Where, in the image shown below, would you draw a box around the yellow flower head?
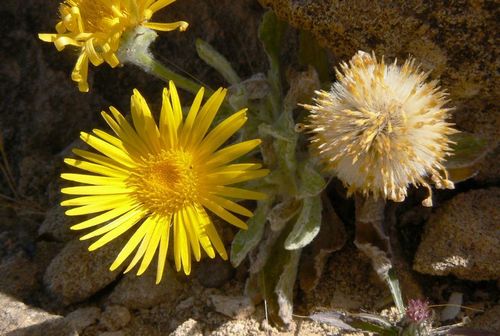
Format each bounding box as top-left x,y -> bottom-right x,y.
39,0 -> 188,92
61,81 -> 268,283
304,51 -> 457,206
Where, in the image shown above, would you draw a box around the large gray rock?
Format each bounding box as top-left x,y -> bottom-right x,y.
108,262 -> 184,309
414,188 -> 500,280
44,238 -> 126,305
0,293 -> 73,336
38,205 -> 77,242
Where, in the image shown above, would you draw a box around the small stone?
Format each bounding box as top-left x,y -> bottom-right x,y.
0,292 -> 66,335
64,307 -> 101,333
98,331 -> 125,336
195,257 -> 235,288
170,318 -> 203,336
176,297 -> 194,311
100,305 -> 131,331
38,205 -> 76,242
108,262 -> 183,309
210,295 -> 255,319
44,238 -> 127,305
414,188 -> 500,280
0,252 -> 38,299
470,305 -> 500,332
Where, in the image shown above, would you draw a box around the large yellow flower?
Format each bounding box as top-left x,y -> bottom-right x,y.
61,81 -> 268,283
39,0 -> 188,92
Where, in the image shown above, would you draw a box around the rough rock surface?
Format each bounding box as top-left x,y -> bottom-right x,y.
99,305 -> 131,331
44,238 -> 127,305
38,205 -> 77,242
0,293 -> 67,335
64,307 -> 101,334
210,295 -> 255,319
108,263 -> 184,309
414,188 -> 500,280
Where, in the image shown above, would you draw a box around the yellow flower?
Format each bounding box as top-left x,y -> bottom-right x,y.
39,0 -> 188,92
61,81 -> 268,283
304,51 -> 457,206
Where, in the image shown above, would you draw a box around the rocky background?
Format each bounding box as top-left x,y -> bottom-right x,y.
0,0 -> 498,335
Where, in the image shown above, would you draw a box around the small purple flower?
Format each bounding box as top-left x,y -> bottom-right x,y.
406,299 -> 431,323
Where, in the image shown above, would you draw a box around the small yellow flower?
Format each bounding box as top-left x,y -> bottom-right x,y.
61,81 -> 268,283
39,0 -> 188,92
304,51 -> 457,206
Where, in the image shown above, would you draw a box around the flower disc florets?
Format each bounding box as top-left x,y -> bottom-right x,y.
39,0 -> 188,92
304,51 -> 457,206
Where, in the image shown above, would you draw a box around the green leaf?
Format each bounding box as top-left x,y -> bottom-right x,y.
445,132 -> 490,183
387,269 -> 405,317
285,195 -> 322,250
195,38 -> 241,85
446,132 -> 489,168
258,11 -> 286,116
230,200 -> 271,267
267,197 -> 301,231
275,249 -> 301,325
258,123 -> 293,142
297,160 -> 326,199
298,30 -> 330,83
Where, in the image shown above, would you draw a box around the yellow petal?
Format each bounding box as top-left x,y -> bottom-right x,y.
72,148 -> 130,173
188,205 -> 215,258
80,132 -> 136,168
205,139 -> 261,168
137,215 -> 166,275
64,158 -> 128,177
204,194 -> 253,217
180,207 -> 201,261
124,216 -> 156,273
206,169 -> 270,186
211,186 -> 267,200
200,197 -> 248,229
180,87 -> 204,147
70,203 -> 135,230
198,109 -> 247,158
82,207 -> 142,240
156,215 -> 171,284
205,220 -> 227,260
61,185 -> 131,195
143,21 -> 189,32
88,209 -> 144,251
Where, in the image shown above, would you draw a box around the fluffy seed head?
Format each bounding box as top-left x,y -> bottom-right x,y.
304,51 -> 457,206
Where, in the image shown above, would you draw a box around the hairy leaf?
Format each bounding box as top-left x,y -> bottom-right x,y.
285,195 -> 322,250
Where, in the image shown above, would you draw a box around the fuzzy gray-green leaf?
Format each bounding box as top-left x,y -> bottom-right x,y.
230,200 -> 271,267
297,160 -> 326,199
195,38 -> 241,85
285,195 -> 322,250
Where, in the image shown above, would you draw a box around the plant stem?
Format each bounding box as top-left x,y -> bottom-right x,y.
134,51 -> 214,97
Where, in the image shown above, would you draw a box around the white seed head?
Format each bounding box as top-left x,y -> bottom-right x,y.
304,51 -> 457,206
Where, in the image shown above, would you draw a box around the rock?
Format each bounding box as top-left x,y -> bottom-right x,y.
414,188 -> 500,280
38,205 -> 76,242
100,305 -> 131,331
108,262 -> 183,309
470,305 -> 500,332
44,238 -> 126,305
169,318 -> 203,336
98,331 -> 126,336
64,307 -> 101,333
194,257 -> 235,288
210,295 -> 255,319
0,292 -> 74,336
0,252 -> 38,299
